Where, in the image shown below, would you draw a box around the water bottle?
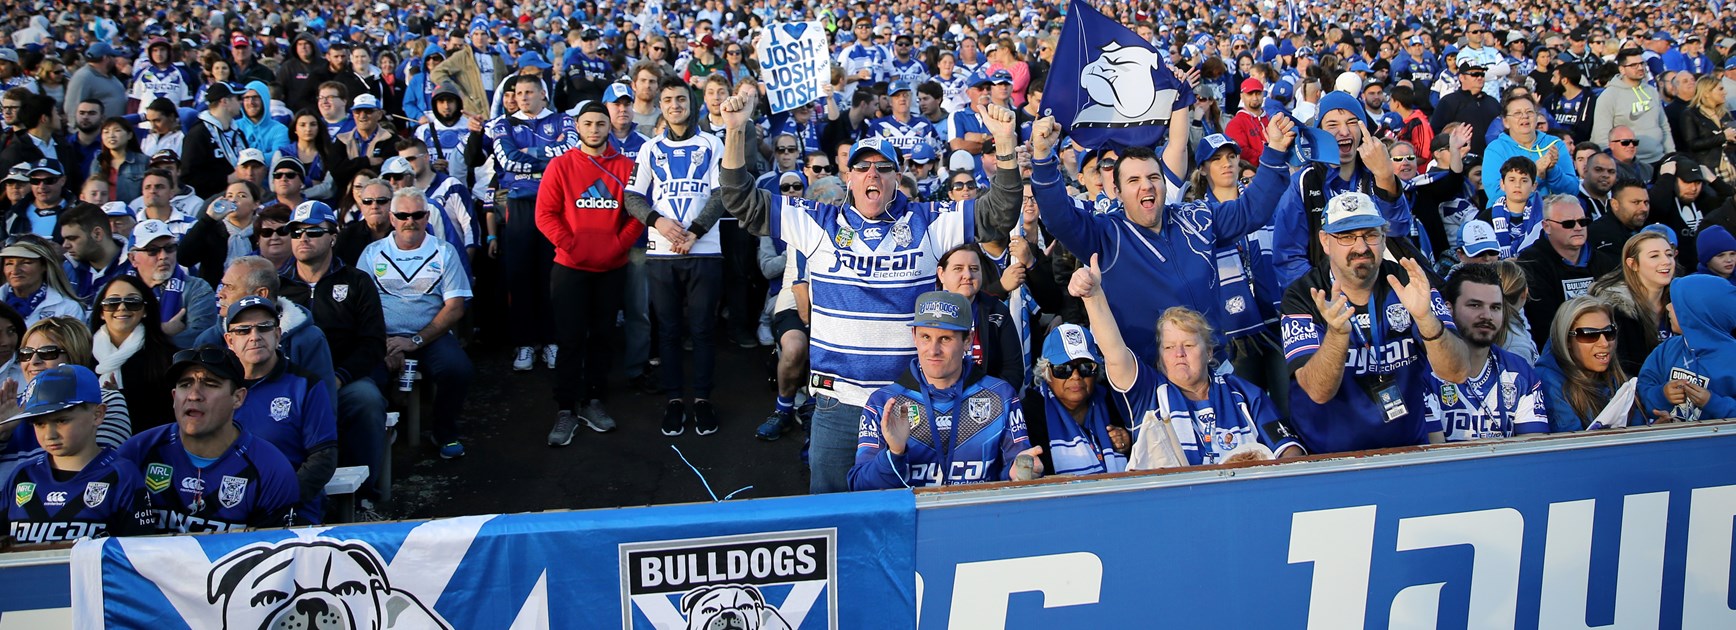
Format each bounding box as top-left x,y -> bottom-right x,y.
399,359 -> 419,392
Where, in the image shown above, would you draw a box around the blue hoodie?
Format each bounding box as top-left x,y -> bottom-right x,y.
1638,276 -> 1736,422
234,81 -> 291,157
403,45 -> 446,123
1480,132 -> 1579,202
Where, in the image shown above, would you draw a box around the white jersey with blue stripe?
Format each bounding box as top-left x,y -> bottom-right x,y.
1424,347 -> 1550,441
866,115 -> 941,158
629,132 -> 723,257
770,194 -> 974,407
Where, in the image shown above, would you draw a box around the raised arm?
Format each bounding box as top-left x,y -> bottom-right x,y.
1070,254 -> 1137,391
1160,103 -> 1193,177
971,104 -> 1024,244
717,85 -> 777,236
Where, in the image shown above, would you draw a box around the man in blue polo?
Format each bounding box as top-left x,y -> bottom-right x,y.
224,295 -> 337,524
1280,192 -> 1472,454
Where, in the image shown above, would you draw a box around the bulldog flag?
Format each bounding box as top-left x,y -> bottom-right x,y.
1042,0 -> 1195,150
756,21 -> 832,114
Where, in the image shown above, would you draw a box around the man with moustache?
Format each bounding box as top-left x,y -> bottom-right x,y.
1423,263 -> 1551,442
1281,192 -> 1472,454
1519,195 -> 1618,346
1588,179 -> 1653,256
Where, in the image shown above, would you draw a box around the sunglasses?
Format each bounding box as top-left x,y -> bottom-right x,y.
1392,155 -> 1419,163
290,227 -> 331,239
1613,139 -> 1639,146
173,346 -> 235,369
1571,325 -> 1618,343
779,183 -> 804,192
1550,218 -> 1592,228
394,211 -> 431,221
849,162 -> 897,174
361,196 -> 391,206
949,181 -> 978,190
1463,71 -> 1487,78
806,164 -> 835,174
776,146 -> 800,154
133,243 -> 177,256
227,320 -> 279,335
1050,361 -> 1100,379
99,296 -> 146,311
17,345 -> 63,362
28,177 -> 57,185
257,226 -> 293,238
272,171 -> 300,180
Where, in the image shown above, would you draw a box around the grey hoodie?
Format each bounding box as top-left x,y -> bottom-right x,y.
1593,76 -> 1676,164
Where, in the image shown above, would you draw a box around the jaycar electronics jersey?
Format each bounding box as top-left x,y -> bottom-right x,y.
849,365 -> 1029,488
1424,347 -> 1550,441
629,132 -> 723,257
115,424 -> 298,534
130,62 -> 197,107
5,448 -> 153,546
865,114 -> 941,158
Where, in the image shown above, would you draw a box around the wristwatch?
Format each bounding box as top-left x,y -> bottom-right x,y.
410,334 -> 425,348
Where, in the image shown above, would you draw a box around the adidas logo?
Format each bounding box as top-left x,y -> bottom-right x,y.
573,180 -> 620,209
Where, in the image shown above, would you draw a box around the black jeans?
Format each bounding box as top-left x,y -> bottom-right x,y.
719,220 -> 765,340
503,197 -> 554,347
647,257 -> 722,398
551,263 -> 625,409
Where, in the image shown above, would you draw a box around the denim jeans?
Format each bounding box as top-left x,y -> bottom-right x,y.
808,394 -> 861,494
336,379 -> 387,500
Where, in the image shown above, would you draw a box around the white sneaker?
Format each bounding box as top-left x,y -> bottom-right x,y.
513,346 -> 534,371
756,323 -> 774,346
542,345 -> 558,369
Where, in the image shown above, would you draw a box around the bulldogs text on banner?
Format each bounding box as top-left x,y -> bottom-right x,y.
755,22 -> 832,114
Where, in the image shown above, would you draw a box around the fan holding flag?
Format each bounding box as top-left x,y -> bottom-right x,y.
1042,0 -> 1196,152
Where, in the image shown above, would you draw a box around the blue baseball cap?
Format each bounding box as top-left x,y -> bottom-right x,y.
9,365 -> 102,424
1642,223 -> 1678,247
289,200 -> 337,227
1042,324 -> 1103,368
517,51 -> 552,69
888,79 -> 914,95
847,137 -> 902,167
1724,58 -> 1736,71
602,82 -> 633,103
909,291 -> 972,331
1459,220 -> 1500,256
909,142 -> 937,164
968,69 -> 993,88
224,295 -> 279,327
1195,133 -> 1240,167
988,69 -> 1014,84
84,41 -> 119,60
1350,60 -> 1371,73
1322,192 -> 1386,233
1271,79 -> 1295,103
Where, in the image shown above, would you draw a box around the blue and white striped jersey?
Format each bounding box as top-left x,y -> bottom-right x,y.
629,132 -> 723,258
865,115 -> 941,158
1424,348 -> 1550,441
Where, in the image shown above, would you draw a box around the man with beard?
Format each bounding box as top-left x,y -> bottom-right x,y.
1519,195 -> 1616,346
1275,93 -> 1411,287
67,100 -> 103,169
1424,263 -> 1550,442
1543,65 -> 1594,143
63,42 -> 126,120
1589,179 -> 1652,256
1577,152 -> 1618,220
127,219 -> 217,348
235,83 -> 289,157
537,102 -> 641,445
413,84 -> 476,189
1281,192 -> 1472,454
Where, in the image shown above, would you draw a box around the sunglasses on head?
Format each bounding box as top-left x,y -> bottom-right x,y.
173,346 -> 234,366
133,243 -> 177,256
1572,325 -> 1618,343
17,345 -> 62,361
394,210 -> 431,221
290,227 -> 331,239
1550,218 -> 1592,228
1050,361 -> 1100,379
227,320 -> 279,335
849,162 -> 897,174
100,295 -> 146,311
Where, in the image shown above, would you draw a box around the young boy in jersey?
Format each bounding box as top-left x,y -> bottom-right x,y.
1485,157 -> 1543,257
117,345 -> 299,534
4,365 -> 153,548
1424,264 -> 1549,441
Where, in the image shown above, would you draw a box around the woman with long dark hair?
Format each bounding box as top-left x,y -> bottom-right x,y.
282,109 -> 337,200
89,275 -> 175,432
91,117 -> 148,202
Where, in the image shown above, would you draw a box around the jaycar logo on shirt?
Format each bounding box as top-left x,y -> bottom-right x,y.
620,528 -> 838,629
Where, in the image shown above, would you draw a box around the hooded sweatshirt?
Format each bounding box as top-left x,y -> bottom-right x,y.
1694,224 -> 1736,285
235,81 -> 291,157
1639,275 -> 1736,422
1592,75 -> 1675,164
403,45 -> 447,123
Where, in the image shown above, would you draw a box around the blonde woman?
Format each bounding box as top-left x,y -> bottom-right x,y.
1680,75 -> 1736,180
0,236 -> 88,325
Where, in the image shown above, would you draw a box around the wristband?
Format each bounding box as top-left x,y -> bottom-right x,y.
1419,322 -> 1445,342
995,152 -> 1016,162
487,235 -> 497,243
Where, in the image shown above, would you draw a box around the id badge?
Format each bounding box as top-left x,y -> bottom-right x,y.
1376,385 -> 1408,423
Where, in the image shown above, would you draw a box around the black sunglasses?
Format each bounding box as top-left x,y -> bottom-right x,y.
779,183 -> 804,192
1613,139 -> 1639,146
172,346 -> 234,365
1571,325 -> 1618,343
1549,218 -> 1592,228
272,171 -> 299,180
256,226 -> 293,238
361,196 -> 391,206
776,146 -> 800,154
99,296 -> 146,311
290,227 -> 332,239
806,164 -> 835,173
1050,361 -> 1100,379
132,243 -> 177,256
17,345 -> 63,362
1463,71 -> 1487,78
949,180 -> 978,190
394,211 -> 431,221
227,320 -> 279,335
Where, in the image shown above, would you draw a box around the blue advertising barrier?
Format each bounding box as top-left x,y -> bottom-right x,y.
3,423 -> 1734,628
911,423 -> 1736,629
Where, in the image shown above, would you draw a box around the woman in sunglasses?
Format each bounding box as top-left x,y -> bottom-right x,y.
0,316 -> 134,460
90,275 -> 175,433
1536,296 -> 1642,432
251,204 -> 295,269
1072,260 -> 1299,467
1590,231 -> 1677,376
1021,323 -> 1129,476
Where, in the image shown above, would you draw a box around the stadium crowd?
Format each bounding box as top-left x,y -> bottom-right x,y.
7,0 -> 1736,544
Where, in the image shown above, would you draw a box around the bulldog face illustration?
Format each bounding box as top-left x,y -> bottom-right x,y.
1081,42 -> 1164,119
679,585 -> 794,630
207,539 -> 451,630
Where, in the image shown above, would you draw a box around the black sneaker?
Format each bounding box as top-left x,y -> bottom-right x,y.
661,400 -> 686,436
693,400 -> 720,435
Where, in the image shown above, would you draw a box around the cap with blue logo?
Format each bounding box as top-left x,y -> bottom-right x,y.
225,295 -> 279,327
968,69 -> 993,88
602,82 -> 633,103
130,219 -> 178,249
1322,192 -> 1386,234
7,365 -> 102,424
908,142 -> 937,164
1042,324 -> 1104,368
988,69 -> 1014,85
289,200 -> 337,227
888,79 -> 914,95
1195,134 -> 1240,167
1459,220 -> 1500,257
910,291 -> 973,331
350,93 -> 381,111
847,137 -> 903,167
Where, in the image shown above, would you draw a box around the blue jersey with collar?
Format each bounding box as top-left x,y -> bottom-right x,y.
236,355 -> 337,523
116,424 -> 299,534
890,57 -> 929,84
609,126 -> 650,161
5,448 -> 154,546
1272,164 -> 1414,288
1392,52 -> 1438,92
485,108 -> 578,199
866,114 -> 941,157
1424,347 -> 1550,441
1030,146 -> 1290,367
848,364 -> 1029,489
1280,262 -> 1458,453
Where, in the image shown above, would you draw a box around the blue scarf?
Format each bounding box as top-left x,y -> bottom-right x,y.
4,286 -> 47,319
137,265 -> 188,321
1040,383 -> 1125,475
1152,372 -> 1255,466
1486,194 -> 1544,257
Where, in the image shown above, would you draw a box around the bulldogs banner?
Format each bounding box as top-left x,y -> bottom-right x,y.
69,491 -> 914,629
1041,0 -> 1195,150
755,21 -> 831,114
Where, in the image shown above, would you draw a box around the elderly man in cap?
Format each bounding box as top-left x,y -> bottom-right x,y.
223,295 -> 336,524
848,290 -> 1037,489
117,344 -> 299,533
128,219 -> 217,347
103,200 -> 136,240
1282,192 -> 1472,454
337,94 -> 395,173
2,364 -> 155,546
181,81 -> 246,197
229,33 -> 276,85
233,148 -> 270,190
278,200 -> 388,514
64,42 -> 126,120
1430,57 -> 1501,156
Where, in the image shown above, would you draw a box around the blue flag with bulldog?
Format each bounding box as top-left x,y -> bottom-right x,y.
1041,0 -> 1196,150
69,492 -> 913,629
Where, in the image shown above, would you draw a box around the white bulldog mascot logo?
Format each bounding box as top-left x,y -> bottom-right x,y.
207,539 -> 452,629
678,584 -> 793,630
1076,41 -> 1179,126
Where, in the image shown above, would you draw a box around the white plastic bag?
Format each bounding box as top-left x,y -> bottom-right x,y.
1127,385 -> 1189,471
1587,378 -> 1639,430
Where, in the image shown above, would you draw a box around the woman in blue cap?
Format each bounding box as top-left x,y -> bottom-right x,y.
1022,323 -> 1130,476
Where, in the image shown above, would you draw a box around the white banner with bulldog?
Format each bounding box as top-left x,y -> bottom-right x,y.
68,492 -> 914,629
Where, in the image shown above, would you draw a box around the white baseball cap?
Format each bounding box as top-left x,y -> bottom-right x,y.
236,148 -> 266,166
130,219 -> 178,249
1459,220 -> 1500,257
1322,192 -> 1386,234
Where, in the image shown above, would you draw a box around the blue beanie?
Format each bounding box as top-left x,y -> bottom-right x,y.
1315,91 -> 1368,128
1697,225 -> 1736,267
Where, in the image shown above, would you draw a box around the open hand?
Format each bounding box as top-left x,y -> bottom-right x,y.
1386,258 -> 1441,326
1310,283 -> 1353,335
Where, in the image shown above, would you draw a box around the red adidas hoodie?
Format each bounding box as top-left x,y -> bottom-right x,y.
535,144 -> 644,272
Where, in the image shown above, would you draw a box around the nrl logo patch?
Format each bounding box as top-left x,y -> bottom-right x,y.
145,463 -> 172,493
14,482 -> 33,506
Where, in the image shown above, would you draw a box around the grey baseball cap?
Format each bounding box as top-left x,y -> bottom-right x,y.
909,291 -> 972,332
